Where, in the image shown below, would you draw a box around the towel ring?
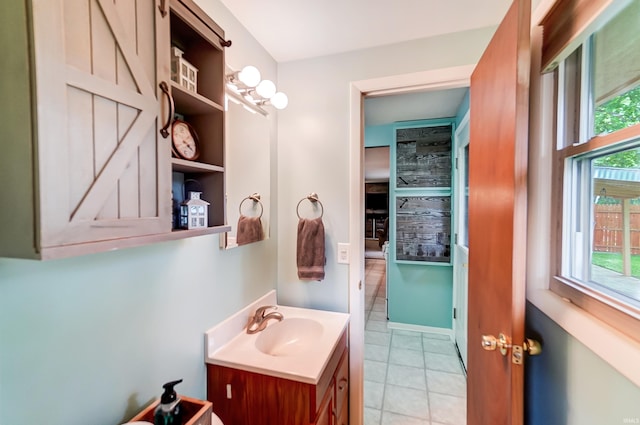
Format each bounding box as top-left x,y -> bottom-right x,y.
239,193 -> 263,218
296,192 -> 324,219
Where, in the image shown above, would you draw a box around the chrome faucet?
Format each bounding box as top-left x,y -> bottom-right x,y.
246,305 -> 284,334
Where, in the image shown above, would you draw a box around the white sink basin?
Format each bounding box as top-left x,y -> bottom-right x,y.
205,291 -> 350,384
255,318 -> 323,356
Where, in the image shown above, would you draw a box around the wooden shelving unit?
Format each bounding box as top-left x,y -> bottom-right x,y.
168,0 -> 227,234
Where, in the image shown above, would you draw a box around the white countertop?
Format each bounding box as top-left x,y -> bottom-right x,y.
205,291 -> 350,384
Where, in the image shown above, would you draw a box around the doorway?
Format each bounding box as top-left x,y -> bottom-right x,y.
359,85 -> 471,424
364,147 -> 390,261
348,65 -> 476,425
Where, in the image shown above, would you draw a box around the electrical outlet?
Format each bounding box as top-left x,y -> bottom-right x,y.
337,243 -> 350,264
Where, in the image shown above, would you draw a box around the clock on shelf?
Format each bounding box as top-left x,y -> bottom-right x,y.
171,119 -> 200,161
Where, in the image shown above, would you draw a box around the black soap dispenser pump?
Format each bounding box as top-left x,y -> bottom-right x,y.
154,379 -> 183,425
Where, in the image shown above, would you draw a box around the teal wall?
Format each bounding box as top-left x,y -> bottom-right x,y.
387,263 -> 453,328
365,119 -> 456,329
525,303 -> 640,424
0,238 -> 277,425
364,124 -> 394,148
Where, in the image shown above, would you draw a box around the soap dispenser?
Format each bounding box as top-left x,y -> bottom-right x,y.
154,379 -> 183,425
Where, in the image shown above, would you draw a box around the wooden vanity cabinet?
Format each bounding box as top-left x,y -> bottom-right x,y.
0,0 -> 228,260
207,331 -> 349,425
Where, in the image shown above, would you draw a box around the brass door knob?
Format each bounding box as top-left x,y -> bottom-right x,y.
481,333 -> 511,355
524,338 -> 542,356
482,333 -> 542,363
481,335 -> 497,351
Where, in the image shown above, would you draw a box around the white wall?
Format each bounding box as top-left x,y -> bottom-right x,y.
275,27 -> 497,311
0,2 -> 278,424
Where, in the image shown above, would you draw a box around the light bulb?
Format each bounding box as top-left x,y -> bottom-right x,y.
238,65 -> 261,87
270,92 -> 288,110
255,80 -> 276,99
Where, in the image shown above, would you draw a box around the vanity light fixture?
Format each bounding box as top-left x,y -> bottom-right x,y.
259,91 -> 288,110
225,65 -> 288,114
227,65 -> 261,89
242,104 -> 258,114
255,80 -> 276,99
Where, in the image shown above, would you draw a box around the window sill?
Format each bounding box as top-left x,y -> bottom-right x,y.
527,287 -> 640,387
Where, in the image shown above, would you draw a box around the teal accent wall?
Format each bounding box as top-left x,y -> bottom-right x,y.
387,263 -> 453,327
364,124 -> 393,147
364,119 -> 456,329
368,118 -> 456,329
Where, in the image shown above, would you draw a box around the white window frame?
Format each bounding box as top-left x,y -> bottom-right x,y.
527,0 -> 640,388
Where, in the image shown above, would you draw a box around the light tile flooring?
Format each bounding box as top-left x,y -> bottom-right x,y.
364,258 -> 467,425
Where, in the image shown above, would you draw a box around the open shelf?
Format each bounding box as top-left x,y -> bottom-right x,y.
171,81 -> 223,115
169,0 -> 226,233
172,158 -> 224,173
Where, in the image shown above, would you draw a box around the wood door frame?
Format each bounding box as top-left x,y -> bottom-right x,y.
348,65 -> 475,425
453,110 -> 471,370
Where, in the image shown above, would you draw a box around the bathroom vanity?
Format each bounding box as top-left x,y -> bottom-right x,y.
204,291 -> 350,425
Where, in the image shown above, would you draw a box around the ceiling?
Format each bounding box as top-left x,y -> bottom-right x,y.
364,87 -> 468,126
218,0 -> 513,62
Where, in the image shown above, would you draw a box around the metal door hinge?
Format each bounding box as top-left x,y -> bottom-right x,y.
453,308 -> 457,319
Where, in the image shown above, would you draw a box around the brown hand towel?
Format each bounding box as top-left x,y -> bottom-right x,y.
236,215 -> 264,245
296,217 -> 325,281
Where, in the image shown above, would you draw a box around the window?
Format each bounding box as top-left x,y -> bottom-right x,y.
553,0 -> 640,340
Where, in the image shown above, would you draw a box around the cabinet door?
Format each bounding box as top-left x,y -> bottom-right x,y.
333,352 -> 349,420
31,0 -> 171,249
315,388 -> 333,425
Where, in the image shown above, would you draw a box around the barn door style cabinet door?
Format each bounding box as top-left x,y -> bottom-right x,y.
0,0 -> 229,259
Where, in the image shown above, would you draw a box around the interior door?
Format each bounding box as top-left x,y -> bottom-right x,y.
467,0 -> 531,424
454,115 -> 470,370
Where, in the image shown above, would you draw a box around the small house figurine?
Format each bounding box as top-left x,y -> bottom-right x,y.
171,46 -> 198,93
180,192 -> 209,230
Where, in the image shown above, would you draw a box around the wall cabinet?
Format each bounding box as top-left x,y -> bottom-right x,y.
1,0 -> 229,259
206,331 -> 348,425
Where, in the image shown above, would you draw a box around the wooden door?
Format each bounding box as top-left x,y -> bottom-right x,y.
30,0 -> 171,250
467,0 -> 531,424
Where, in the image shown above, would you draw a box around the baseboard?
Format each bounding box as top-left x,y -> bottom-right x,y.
387,321 -> 453,339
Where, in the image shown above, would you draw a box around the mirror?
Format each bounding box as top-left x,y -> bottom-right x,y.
222,94 -> 271,248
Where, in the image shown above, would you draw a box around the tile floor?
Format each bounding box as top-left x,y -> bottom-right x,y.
364,258 -> 467,425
